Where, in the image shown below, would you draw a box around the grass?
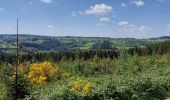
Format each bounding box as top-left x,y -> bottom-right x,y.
79,41 -> 95,49
0,44 -> 16,48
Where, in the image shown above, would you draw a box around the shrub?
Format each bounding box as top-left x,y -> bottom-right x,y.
132,78 -> 167,100
70,77 -> 92,94
27,61 -> 59,84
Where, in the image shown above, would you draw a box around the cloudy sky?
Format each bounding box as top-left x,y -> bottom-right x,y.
0,0 -> 170,38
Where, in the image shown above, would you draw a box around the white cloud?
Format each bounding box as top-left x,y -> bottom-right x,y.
118,21 -> 129,26
156,0 -> 166,3
120,3 -> 127,7
0,8 -> 5,12
96,23 -> 107,26
40,0 -> 53,4
139,26 -> 150,31
48,25 -> 56,29
129,24 -> 136,27
99,17 -> 111,23
71,11 -> 83,16
71,11 -> 77,16
97,17 -> 111,26
131,0 -> 145,6
78,11 -> 83,14
84,3 -> 112,15
118,21 -> 152,34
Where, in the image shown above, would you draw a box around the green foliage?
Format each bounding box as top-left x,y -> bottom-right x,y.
0,83 -> 6,100
91,40 -> 114,50
132,78 -> 167,100
7,76 -> 31,100
0,63 -> 31,100
1,52 -> 170,100
129,40 -> 170,55
1,40 -> 170,99
0,34 -> 165,52
24,75 -> 169,100
59,57 -> 116,76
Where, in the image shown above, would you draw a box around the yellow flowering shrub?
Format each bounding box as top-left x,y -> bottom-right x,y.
27,61 -> 59,84
82,83 -> 91,94
70,77 -> 91,94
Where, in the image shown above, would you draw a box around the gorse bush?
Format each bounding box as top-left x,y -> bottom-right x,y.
70,77 -> 92,94
27,61 -> 59,84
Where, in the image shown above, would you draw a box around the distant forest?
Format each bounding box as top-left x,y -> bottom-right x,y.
1,40 -> 170,63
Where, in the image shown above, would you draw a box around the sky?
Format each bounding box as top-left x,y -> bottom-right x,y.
0,0 -> 170,38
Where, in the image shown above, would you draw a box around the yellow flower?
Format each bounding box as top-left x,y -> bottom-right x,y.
76,77 -> 84,83
70,77 -> 92,94
39,76 -> 47,82
27,61 -> 59,85
82,84 -> 91,94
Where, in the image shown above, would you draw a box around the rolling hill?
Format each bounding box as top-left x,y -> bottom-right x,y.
0,34 -> 169,52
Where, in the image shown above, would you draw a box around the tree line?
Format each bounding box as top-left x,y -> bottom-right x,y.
128,40 -> 170,55
1,40 -> 170,63
0,50 -> 118,63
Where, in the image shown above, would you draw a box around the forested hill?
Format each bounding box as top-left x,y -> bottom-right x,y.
128,40 -> 170,56
0,34 -> 169,52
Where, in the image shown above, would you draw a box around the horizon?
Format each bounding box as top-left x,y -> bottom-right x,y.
0,0 -> 170,38
1,33 -> 170,39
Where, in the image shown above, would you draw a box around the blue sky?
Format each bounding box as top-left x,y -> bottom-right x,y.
0,0 -> 170,38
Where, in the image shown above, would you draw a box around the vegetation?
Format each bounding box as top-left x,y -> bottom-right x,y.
128,40 -> 170,55
0,38 -> 170,99
0,34 -> 168,52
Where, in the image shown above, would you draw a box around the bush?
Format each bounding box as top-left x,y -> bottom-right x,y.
131,78 -> 167,100
27,61 -> 59,84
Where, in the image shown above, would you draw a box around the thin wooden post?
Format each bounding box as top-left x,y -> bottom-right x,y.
16,18 -> 19,99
